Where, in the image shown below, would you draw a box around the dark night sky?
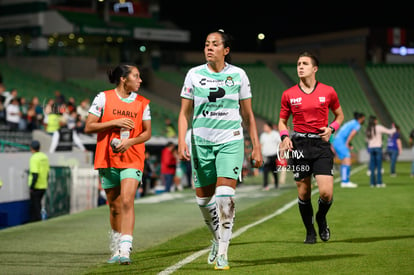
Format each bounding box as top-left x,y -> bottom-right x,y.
159,1 -> 412,52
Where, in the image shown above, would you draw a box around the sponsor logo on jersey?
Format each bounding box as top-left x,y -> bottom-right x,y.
112,108 -> 137,118
290,97 -> 302,105
202,110 -> 229,117
182,87 -> 193,96
199,77 -> 231,87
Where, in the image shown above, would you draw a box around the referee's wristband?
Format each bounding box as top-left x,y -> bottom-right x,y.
280,130 -> 289,142
329,126 -> 336,134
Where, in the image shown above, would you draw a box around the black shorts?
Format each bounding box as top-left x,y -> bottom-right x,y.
289,135 -> 334,181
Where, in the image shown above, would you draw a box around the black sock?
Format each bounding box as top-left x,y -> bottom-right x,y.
298,198 -> 315,235
316,197 -> 333,223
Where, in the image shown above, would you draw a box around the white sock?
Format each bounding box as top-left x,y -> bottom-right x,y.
119,234 -> 133,256
196,195 -> 220,242
215,186 -> 235,259
109,230 -> 121,256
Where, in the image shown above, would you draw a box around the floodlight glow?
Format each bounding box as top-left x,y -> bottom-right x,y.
257,33 -> 265,40
390,46 -> 414,56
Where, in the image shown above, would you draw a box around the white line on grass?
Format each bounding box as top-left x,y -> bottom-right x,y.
158,164 -> 367,275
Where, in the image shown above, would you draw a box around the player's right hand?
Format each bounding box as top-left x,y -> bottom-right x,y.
115,118 -> 135,129
178,143 -> 190,161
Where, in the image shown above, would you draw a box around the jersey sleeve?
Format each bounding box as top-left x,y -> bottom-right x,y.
180,70 -> 194,100
354,123 -> 361,132
279,91 -> 291,119
239,70 -> 252,100
89,92 -> 106,117
142,104 -> 151,120
329,88 -> 341,111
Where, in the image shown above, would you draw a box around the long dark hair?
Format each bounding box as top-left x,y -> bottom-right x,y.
107,64 -> 134,85
366,115 -> 377,139
208,29 -> 233,63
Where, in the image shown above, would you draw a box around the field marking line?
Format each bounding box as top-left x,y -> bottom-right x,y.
158,164 -> 367,275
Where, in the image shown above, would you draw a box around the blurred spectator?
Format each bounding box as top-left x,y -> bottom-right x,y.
44,104 -> 61,135
173,146 -> 184,191
54,90 -> 66,107
66,109 -> 77,130
139,151 -> 155,197
49,118 -> 86,153
260,121 -> 280,190
4,88 -> 17,107
386,124 -> 402,176
66,96 -> 77,113
43,98 -> 55,116
30,96 -> 44,130
26,99 -> 37,131
74,113 -> 85,133
365,116 -> 396,187
161,141 -> 177,192
163,117 -> 177,138
6,97 -> 21,130
76,98 -> 90,122
18,96 -> 29,131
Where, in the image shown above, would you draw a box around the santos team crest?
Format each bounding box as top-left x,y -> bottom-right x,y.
225,76 -> 234,87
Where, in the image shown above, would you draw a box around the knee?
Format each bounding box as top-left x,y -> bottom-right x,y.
319,191 -> 333,202
109,203 -> 121,217
121,197 -> 135,211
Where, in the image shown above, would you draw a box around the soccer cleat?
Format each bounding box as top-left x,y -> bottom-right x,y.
207,240 -> 219,264
316,214 -> 330,242
214,254 -> 230,270
304,232 -> 317,244
107,252 -> 120,264
341,182 -> 358,188
119,255 -> 131,265
119,251 -> 132,265
376,183 -> 386,188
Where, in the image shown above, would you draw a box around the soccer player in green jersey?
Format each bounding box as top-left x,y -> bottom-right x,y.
178,30 -> 263,270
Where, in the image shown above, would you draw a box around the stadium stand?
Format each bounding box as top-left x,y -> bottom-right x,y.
365,64 -> 414,142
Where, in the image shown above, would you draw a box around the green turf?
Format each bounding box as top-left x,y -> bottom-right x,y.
1,162 -> 413,274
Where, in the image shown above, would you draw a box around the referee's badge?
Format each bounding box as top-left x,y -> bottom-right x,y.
319,97 -> 326,103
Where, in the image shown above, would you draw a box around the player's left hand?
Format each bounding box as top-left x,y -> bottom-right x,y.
114,139 -> 132,153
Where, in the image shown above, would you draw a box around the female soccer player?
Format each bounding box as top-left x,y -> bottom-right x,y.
332,112 -> 365,188
84,64 -> 151,264
278,51 -> 344,244
177,30 -> 263,270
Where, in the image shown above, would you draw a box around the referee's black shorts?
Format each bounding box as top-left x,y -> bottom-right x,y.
289,133 -> 334,181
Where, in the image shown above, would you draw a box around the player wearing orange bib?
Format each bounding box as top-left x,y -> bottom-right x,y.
85,64 -> 151,265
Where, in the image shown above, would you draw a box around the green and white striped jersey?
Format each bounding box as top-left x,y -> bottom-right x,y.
180,63 -> 252,145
